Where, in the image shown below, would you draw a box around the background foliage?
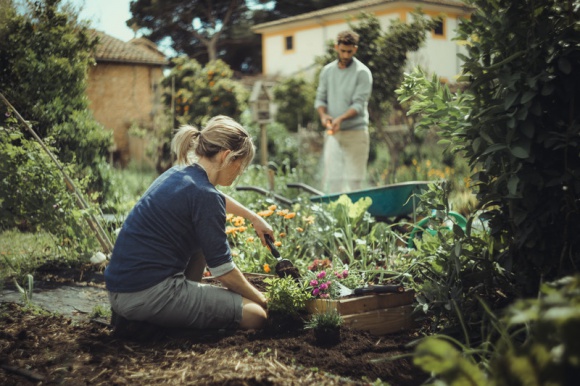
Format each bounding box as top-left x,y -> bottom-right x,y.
0,0 -> 112,252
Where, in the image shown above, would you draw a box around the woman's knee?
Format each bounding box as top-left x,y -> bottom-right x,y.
239,301 -> 267,330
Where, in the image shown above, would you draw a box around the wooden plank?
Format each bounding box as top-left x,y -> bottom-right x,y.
341,305 -> 414,335
306,290 -> 414,316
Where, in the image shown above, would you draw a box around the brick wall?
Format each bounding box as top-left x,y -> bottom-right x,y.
87,62 -> 164,167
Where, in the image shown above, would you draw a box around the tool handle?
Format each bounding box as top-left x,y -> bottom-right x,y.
264,234 -> 281,259
354,285 -> 404,295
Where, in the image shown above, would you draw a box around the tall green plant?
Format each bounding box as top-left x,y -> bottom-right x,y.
456,0 -> 580,294
399,0 -> 580,295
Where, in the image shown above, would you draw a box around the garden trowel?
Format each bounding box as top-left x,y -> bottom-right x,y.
264,234 -> 301,280
336,282 -> 404,297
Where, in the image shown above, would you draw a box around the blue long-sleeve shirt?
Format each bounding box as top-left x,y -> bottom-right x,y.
105,164 -> 235,293
314,57 -> 373,131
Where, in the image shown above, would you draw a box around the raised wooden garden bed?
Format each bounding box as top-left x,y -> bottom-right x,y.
306,290 -> 415,336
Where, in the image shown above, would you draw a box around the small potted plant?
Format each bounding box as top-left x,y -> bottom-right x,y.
305,307 -> 343,345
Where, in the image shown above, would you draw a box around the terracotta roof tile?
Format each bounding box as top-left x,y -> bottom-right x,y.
90,30 -> 168,66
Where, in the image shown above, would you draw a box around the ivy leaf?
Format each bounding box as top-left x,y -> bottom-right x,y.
521,90 -> 536,104
504,91 -> 519,109
508,175 -> 520,196
509,138 -> 531,158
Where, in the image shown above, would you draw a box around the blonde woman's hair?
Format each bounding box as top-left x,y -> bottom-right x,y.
171,115 -> 255,171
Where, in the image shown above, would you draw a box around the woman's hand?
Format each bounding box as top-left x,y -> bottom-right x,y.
250,213 -> 274,246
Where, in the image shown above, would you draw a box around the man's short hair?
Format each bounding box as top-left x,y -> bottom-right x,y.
336,30 -> 359,46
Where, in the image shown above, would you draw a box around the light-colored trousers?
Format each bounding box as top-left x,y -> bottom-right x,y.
322,130 -> 370,194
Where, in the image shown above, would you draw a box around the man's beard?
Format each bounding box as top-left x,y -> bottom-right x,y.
339,58 -> 353,67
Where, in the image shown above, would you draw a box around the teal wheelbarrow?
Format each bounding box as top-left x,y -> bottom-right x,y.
236,181 -> 433,223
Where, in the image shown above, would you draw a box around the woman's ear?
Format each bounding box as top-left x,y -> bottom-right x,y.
218,149 -> 232,164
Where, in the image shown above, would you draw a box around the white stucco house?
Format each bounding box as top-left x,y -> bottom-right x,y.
251,0 -> 474,82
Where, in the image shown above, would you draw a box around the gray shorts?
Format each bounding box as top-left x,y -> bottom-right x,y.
108,273 -> 243,330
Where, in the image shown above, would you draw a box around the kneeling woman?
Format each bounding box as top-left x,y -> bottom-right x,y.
105,115 -> 272,331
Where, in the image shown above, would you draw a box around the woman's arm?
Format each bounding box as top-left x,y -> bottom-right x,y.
223,193 -> 274,245
217,266 -> 267,308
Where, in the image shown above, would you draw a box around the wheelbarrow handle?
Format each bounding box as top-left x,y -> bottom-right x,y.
235,186 -> 293,206
286,183 -> 324,196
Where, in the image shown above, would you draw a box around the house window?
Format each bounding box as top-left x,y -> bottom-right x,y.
285,35 -> 294,51
432,20 -> 445,38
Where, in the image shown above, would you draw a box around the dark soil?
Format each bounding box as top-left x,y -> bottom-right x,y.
0,263 -> 429,385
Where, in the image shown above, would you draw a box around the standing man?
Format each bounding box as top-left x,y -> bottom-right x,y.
315,30 -> 373,194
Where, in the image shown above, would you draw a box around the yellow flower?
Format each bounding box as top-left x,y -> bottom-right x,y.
284,212 -> 296,219
237,226 -> 248,233
246,237 -> 255,243
268,204 -> 277,211
412,159 -> 418,166
426,159 -> 432,167
303,215 -> 315,225
226,213 -> 234,222
226,226 -> 237,234
258,209 -> 274,217
263,263 -> 271,273
296,227 -> 304,233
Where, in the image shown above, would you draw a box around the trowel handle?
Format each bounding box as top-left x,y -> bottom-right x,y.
353,285 -> 404,295
264,234 -> 281,259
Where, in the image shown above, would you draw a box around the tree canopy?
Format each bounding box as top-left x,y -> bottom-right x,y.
127,0 -> 357,73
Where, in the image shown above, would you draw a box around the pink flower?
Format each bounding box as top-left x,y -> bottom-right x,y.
317,271 -> 326,279
319,282 -> 328,290
320,293 -> 330,299
335,272 -> 343,279
326,281 -> 332,287
342,269 -> 349,278
312,288 -> 320,296
310,279 -> 319,287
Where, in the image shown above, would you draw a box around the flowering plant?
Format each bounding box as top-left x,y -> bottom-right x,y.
305,268 -> 352,299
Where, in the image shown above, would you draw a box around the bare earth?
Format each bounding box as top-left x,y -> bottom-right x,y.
0,263 -> 427,385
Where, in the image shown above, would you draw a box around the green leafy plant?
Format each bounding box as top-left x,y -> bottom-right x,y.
409,275 -> 580,386
305,308 -> 343,331
264,276 -> 311,317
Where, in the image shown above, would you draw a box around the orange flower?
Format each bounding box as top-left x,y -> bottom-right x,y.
237,226 -> 248,233
274,241 -> 282,247
268,204 -> 277,211
279,232 -> 287,238
226,226 -> 237,234
284,212 -> 296,219
226,213 -> 234,221
246,236 -> 255,243
263,264 -> 271,273
257,210 -> 274,217
296,227 -> 304,233
233,216 -> 245,226
277,209 -> 289,217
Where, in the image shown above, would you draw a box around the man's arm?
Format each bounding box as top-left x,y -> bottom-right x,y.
223,193 -> 273,245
